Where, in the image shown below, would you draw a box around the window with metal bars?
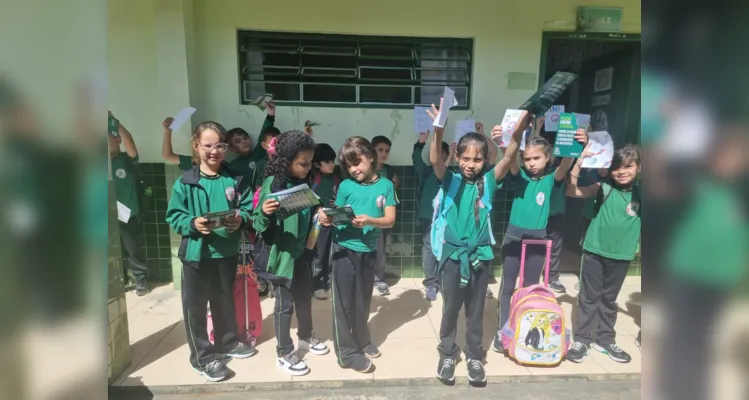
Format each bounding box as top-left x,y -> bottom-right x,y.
237,31 -> 473,108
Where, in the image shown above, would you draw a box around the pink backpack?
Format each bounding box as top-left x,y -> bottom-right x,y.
500,239 -> 570,366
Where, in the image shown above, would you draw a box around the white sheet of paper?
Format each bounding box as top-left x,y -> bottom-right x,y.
544,105 -> 565,132
497,109 -> 525,147
432,87 -> 459,128
169,107 -> 197,130
581,131 -> 615,168
414,106 -> 433,133
573,113 -> 591,131
519,126 -> 533,151
454,119 -> 476,143
117,201 -> 131,223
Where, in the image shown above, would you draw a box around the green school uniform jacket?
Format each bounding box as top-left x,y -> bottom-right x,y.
334,176 -> 397,252
413,142 -> 441,222
667,180 -> 748,287
583,182 -> 641,261
165,164 -> 253,265
312,171 -> 338,206
251,176 -> 313,281
111,152 -> 140,220
508,169 -> 560,230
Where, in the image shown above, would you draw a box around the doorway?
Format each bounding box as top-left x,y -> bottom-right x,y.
538,32 -> 641,273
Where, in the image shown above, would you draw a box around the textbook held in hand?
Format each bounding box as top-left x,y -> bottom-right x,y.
267,183 -> 321,220
322,206 -> 356,225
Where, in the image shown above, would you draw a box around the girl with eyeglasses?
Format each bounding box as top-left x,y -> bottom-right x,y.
165,121 -> 257,382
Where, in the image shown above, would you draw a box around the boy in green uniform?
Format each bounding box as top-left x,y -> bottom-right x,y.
371,135 -> 398,296
565,144 -> 641,365
412,131 -> 449,301
310,143 -> 340,300
109,111 -> 150,296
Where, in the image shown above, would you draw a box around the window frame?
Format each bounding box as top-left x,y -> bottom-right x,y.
236,30 -> 474,109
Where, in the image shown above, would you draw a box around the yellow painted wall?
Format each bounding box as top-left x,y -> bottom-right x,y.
109,0 -> 641,163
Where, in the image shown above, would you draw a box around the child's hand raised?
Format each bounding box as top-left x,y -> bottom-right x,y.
162,117 -> 174,132
491,125 -> 503,144
193,217 -> 215,235
418,131 -> 429,144
426,97 -> 445,134
266,101 -> 276,116
351,215 -> 372,228
575,128 -> 588,145
262,199 -> 280,216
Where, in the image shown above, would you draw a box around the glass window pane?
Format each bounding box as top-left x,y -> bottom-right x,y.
360,44 -> 413,59
360,67 -> 412,81
244,81 -> 300,102
360,86 -> 412,104
302,84 -> 356,103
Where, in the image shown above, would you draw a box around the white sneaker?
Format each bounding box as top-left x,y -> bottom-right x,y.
314,289 -> 328,300
299,336 -> 330,356
277,351 -> 310,376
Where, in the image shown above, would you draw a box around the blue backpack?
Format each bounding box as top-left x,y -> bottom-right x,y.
431,172 -> 497,260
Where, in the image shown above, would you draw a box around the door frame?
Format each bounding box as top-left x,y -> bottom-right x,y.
538,31 -> 641,88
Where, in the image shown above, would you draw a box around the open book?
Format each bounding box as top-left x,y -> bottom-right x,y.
322,206 -> 356,225
267,184 -> 321,220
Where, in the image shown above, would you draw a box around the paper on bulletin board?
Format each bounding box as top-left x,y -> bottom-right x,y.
544,105 -> 565,132
580,131 -> 614,168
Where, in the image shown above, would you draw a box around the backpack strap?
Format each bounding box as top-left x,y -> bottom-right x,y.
441,173 -> 462,217
593,182 -> 613,217
311,170 -> 322,191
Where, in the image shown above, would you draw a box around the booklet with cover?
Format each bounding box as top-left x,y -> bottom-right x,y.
267,183 -> 321,220
322,206 -> 356,225
519,72 -> 578,115
202,210 -> 239,230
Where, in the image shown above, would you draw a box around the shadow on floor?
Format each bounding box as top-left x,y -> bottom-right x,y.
369,288 -> 432,347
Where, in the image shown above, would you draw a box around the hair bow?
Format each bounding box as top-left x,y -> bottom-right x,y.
267,136 -> 278,156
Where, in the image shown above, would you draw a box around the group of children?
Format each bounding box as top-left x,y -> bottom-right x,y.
109,97 -> 641,384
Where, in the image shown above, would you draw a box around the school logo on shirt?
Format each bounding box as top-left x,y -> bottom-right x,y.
376,195 -> 386,209
249,161 -> 256,169
115,168 -> 126,179
225,187 -> 235,201
626,202 -> 640,216
478,198 -> 485,209
536,192 -> 545,206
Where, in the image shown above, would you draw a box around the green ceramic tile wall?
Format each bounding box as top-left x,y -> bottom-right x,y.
132,163 -> 172,282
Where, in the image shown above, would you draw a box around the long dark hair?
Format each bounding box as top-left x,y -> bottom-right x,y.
456,132 -> 490,225
263,130 -> 315,186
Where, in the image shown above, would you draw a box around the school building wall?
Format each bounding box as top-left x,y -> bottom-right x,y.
108,0 -> 642,285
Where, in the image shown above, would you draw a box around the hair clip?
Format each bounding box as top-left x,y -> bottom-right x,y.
267,136 -> 278,156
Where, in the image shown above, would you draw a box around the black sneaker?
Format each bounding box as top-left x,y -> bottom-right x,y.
466,358 -> 486,384
344,355 -> 374,373
592,343 -> 632,363
299,335 -> 329,356
193,360 -> 229,382
491,334 -> 504,353
565,341 -> 589,363
549,280 -> 566,294
222,342 -> 257,359
485,287 -> 494,298
375,282 -> 390,296
436,357 -> 456,384
363,344 -> 381,359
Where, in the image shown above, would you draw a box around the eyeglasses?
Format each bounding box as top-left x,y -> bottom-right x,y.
199,143 -> 228,152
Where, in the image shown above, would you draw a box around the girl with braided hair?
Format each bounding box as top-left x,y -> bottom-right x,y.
251,130 -> 329,376
425,99 -> 531,385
